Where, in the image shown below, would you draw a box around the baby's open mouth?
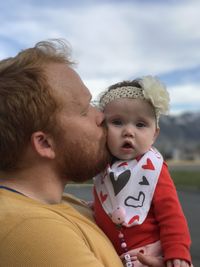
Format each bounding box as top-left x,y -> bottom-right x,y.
122,142 -> 134,149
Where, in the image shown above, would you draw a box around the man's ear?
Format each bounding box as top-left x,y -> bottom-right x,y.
31,131 -> 56,159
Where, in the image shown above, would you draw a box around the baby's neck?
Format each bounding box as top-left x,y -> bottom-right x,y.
111,154 -> 145,165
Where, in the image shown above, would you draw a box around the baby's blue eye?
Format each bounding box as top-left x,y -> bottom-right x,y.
112,119 -> 123,126
136,122 -> 146,128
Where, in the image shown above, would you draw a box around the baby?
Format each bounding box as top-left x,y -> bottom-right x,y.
93,76 -> 192,267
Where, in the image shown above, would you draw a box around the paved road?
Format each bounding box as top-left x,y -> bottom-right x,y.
65,185 -> 200,266
178,190 -> 200,267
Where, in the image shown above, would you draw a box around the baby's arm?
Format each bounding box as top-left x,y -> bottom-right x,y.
153,163 -> 191,264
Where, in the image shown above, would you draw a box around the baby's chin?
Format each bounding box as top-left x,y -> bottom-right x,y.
121,156 -> 135,161
113,154 -> 136,161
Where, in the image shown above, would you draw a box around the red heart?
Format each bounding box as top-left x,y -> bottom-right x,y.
142,158 -> 155,170
100,191 -> 107,203
128,215 -> 139,225
117,162 -> 128,168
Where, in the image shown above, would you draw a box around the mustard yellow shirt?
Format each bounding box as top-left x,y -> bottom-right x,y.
0,189 -> 123,267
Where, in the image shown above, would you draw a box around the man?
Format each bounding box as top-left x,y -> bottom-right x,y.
0,39 -> 164,266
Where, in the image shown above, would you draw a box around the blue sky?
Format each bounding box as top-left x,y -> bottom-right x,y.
0,0 -> 200,114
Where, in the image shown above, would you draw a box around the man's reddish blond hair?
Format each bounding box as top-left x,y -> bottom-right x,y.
0,39 -> 73,171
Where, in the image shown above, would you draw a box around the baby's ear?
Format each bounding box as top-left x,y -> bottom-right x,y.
31,131 -> 55,159
153,128 -> 160,143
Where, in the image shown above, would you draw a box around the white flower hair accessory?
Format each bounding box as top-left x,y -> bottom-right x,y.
138,75 -> 170,117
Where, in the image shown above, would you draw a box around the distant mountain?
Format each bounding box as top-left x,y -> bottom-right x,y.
155,112 -> 200,160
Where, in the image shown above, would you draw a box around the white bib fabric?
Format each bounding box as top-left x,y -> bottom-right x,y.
94,148 -> 163,227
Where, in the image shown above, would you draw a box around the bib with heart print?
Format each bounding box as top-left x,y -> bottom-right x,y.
94,147 -> 163,227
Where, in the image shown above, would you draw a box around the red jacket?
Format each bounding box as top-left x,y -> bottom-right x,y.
94,162 -> 191,263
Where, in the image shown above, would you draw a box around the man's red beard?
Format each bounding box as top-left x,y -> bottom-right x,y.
54,131 -> 111,183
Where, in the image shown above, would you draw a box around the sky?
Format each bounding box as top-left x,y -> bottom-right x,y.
0,0 -> 200,114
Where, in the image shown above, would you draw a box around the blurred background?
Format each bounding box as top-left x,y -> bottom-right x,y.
1,0 -> 199,265
1,0 -> 200,162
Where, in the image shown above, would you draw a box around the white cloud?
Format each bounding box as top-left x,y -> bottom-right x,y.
168,83 -> 200,113
72,1 -> 200,78
0,0 -> 200,113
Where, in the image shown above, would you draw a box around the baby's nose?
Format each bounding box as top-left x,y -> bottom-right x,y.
123,126 -> 135,137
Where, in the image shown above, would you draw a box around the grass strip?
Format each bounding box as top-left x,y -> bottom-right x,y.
171,170 -> 200,190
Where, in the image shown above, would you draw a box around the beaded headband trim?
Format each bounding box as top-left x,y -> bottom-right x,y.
99,76 -> 170,126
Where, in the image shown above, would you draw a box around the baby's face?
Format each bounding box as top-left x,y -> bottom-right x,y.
104,98 -> 159,160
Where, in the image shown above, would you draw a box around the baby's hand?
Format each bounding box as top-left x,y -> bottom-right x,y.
166,259 -> 190,267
